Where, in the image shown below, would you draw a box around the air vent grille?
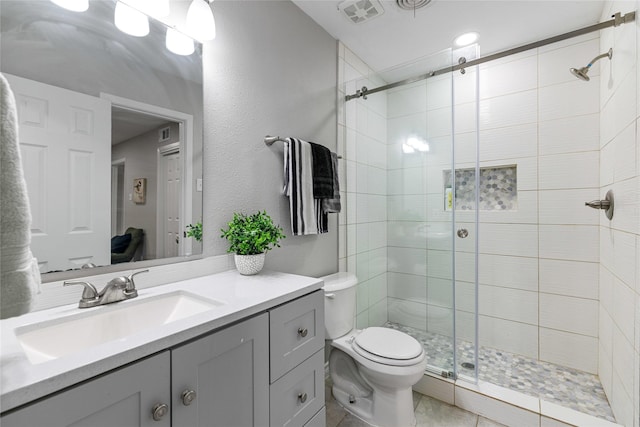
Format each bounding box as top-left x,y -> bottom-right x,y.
338,0 -> 384,24
159,126 -> 171,142
396,0 -> 432,11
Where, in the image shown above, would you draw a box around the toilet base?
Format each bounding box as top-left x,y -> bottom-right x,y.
329,347 -> 420,427
332,384 -> 417,427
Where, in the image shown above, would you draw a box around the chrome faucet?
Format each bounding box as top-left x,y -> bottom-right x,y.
64,270 -> 149,308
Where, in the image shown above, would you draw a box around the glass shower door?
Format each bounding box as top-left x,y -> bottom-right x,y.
341,45 -> 480,381
383,48 -> 459,378
451,44 -> 480,382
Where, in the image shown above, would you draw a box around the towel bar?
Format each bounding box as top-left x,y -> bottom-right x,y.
264,135 -> 342,159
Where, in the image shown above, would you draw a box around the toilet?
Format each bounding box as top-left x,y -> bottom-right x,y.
322,272 -> 427,427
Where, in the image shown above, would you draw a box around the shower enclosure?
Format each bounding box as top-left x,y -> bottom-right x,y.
342,43 -> 481,379
339,19 -> 626,421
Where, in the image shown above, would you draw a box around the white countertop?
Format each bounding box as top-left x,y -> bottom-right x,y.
0,269 -> 323,413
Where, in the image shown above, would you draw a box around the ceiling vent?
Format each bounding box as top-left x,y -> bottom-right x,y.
338,0 -> 384,24
159,126 -> 171,142
396,0 -> 432,11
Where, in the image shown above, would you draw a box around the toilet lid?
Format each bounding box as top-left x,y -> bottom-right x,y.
354,327 -> 423,360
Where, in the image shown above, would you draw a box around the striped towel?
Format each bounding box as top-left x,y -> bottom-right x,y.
283,138 -> 327,235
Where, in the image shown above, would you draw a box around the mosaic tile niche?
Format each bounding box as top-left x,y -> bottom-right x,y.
443,165 -> 517,211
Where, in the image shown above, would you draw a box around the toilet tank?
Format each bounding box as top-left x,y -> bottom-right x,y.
321,272 -> 358,339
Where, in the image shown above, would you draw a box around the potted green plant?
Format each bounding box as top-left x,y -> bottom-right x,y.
220,211 -> 286,275
185,221 -> 203,242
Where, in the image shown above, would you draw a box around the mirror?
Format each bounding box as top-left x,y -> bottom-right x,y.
0,0 -> 204,281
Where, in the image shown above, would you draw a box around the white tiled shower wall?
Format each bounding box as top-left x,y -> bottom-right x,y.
597,1 -> 639,426
337,43 -> 390,329
341,34 -> 606,371
339,3 -> 640,422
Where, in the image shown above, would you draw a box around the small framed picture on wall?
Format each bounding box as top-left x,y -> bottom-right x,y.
133,178 -> 146,204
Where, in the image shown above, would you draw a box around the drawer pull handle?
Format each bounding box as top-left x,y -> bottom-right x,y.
152,403 -> 169,421
297,327 -> 308,337
181,389 -> 197,406
325,293 -> 336,299
298,392 -> 308,403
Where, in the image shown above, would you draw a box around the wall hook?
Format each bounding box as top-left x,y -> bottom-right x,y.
585,190 -> 614,220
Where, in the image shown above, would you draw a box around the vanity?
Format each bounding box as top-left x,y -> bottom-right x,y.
0,270 -> 326,427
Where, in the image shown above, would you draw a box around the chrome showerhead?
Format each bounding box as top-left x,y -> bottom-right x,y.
570,48 -> 613,81
570,66 -> 591,81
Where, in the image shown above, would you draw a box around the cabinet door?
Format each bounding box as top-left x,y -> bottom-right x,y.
1,352 -> 171,427
172,313 -> 269,427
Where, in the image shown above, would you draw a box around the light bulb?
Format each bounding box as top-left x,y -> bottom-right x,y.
454,32 -> 479,47
186,0 -> 216,41
407,136 -> 429,152
50,0 -> 88,12
402,143 -> 415,154
153,0 -> 170,18
115,1 -> 150,37
166,28 -> 195,56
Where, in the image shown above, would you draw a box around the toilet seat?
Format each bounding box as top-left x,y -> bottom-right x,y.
352,327 -> 424,367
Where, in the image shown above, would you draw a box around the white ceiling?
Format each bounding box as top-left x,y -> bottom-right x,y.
292,0 -> 606,74
112,108 -> 173,145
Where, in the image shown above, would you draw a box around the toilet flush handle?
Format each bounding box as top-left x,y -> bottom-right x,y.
325,293 -> 335,299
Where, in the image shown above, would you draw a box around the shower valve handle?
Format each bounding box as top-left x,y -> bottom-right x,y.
584,190 -> 614,220
585,200 -> 610,209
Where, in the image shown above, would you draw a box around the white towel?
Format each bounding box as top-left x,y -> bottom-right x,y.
1,72 -> 40,319
283,137 -> 323,235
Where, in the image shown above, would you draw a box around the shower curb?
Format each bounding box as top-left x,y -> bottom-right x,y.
413,372 -> 622,427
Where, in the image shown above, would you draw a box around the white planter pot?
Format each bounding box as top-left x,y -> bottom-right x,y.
234,253 -> 265,275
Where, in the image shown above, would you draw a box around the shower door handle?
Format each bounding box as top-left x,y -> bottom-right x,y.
457,228 -> 469,238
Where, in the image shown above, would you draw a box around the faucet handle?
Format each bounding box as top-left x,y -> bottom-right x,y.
106,276 -> 129,289
126,269 -> 149,293
64,281 -> 99,307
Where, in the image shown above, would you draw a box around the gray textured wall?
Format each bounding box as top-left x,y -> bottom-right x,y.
203,1 -> 338,277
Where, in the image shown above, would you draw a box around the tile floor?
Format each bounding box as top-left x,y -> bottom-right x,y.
325,385 -> 507,427
386,322 -> 615,422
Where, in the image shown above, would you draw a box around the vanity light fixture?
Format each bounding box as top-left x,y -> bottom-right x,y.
125,0 -> 170,20
114,1 -> 150,37
166,28 -> 195,56
454,32 -> 479,47
186,0 -> 216,41
50,0 -> 88,12
51,0 -> 206,56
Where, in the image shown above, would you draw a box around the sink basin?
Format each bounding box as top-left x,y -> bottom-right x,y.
16,291 -> 225,364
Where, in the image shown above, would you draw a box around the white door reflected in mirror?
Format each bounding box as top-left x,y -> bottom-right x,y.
7,74 -> 112,272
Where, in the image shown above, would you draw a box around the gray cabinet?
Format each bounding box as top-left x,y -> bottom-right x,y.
269,350 -> 324,427
2,351 -> 171,427
171,313 -> 269,427
2,315 -> 269,427
269,290 -> 324,381
269,290 -> 325,427
1,290 -> 323,427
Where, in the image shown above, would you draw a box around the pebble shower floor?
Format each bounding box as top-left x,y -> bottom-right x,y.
386,322 -> 615,422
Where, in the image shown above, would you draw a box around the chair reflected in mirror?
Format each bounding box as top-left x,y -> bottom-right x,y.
111,227 -> 144,264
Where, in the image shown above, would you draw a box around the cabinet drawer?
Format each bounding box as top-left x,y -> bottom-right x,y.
304,407 -> 326,427
269,350 -> 325,427
269,290 -> 324,381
